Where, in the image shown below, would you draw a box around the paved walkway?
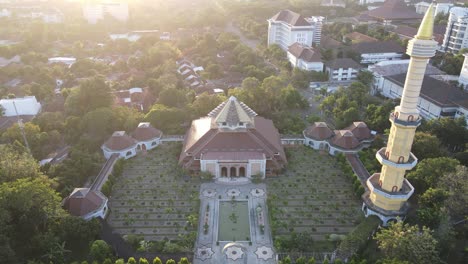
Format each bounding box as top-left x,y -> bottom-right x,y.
90,153 -> 119,191
194,181 -> 276,264
346,154 -> 370,191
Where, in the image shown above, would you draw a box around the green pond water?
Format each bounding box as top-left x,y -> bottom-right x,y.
218,201 -> 250,241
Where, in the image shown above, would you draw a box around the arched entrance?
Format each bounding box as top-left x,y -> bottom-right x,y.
221,167 -> 228,177
239,167 -> 245,177
141,144 -> 146,151
230,167 -> 237,177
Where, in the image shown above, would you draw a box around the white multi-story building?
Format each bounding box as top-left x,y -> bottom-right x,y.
359,0 -> 385,5
0,96 -> 41,117
459,53 -> 468,89
377,73 -> 468,123
415,1 -> 454,15
287,43 -> 323,72
268,10 -> 323,51
325,58 -> 362,82
351,41 -> 405,64
82,2 -> 129,24
442,7 -> 468,53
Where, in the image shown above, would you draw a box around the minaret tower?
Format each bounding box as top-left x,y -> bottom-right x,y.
362,4 -> 438,225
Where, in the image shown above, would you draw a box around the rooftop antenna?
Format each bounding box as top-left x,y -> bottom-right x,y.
13,101 -> 31,154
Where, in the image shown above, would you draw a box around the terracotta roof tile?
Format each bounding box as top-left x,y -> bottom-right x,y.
345,122 -> 372,141
331,130 -> 360,149
365,0 -> 422,20
270,10 -> 311,27
102,131 -> 137,151
304,122 -> 334,140
63,188 -> 106,217
131,122 -> 162,141
345,32 -> 378,43
288,43 -> 322,62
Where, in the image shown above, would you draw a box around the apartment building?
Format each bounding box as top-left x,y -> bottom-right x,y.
442,7 -> 468,53
82,1 -> 129,24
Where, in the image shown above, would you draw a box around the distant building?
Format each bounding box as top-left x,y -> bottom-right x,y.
344,32 -> 378,44
0,96 -> 41,117
287,43 -> 323,72
369,59 -> 444,93
268,10 -> 323,50
82,2 -> 129,24
62,188 -> 108,220
0,55 -> 20,67
350,40 -> 405,64
415,1 -> 454,15
179,96 -> 287,178
458,54 -> 468,89
358,0 -> 422,25
325,58 -> 362,82
391,25 -> 445,46
303,122 -> 375,155
378,73 -> 468,122
321,0 -> 346,8
0,8 -> 11,18
442,7 -> 468,53
359,0 -> 385,5
48,57 -> 76,67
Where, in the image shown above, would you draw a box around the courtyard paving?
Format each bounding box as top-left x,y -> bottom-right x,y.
194,181 -> 276,264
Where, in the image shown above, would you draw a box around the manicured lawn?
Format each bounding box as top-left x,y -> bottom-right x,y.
266,146 -> 362,251
107,143 -> 201,244
218,201 -> 250,242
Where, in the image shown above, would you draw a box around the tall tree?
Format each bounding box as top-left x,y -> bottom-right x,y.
374,222 -> 441,264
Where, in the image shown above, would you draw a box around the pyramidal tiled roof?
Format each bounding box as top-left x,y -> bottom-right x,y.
208,96 -> 257,127
269,10 -> 311,27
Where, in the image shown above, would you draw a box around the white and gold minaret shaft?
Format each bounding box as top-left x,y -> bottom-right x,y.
362,4 -> 438,225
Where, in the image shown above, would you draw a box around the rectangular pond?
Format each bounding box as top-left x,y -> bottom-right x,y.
218,200 -> 250,242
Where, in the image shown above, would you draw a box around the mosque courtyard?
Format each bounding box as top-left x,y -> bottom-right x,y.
107,142 -> 361,262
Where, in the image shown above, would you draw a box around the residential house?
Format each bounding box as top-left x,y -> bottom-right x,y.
268,10 -> 323,50
350,40 -> 405,64
287,43 -> 324,72
325,58 -> 362,82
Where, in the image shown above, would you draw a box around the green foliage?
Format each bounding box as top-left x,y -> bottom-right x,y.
411,132 -> 445,160
0,144 -> 41,183
336,216 -> 380,260
320,82 -> 370,128
272,112 -> 306,135
139,258 -> 149,264
356,71 -> 373,87
421,117 -> 467,152
190,92 -> 226,117
89,240 -> 113,263
64,77 -> 113,116
0,178 -> 66,262
274,232 -> 314,252
152,257 -> 163,264
406,157 -> 459,193
364,101 -> 394,132
144,104 -> 189,134
165,259 -> 176,264
374,222 -> 441,264
177,257 -> 190,264
127,257 -> 137,264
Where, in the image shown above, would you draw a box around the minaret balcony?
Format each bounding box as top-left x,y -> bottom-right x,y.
367,173 -> 415,201
376,147 -> 418,170
389,112 -> 421,127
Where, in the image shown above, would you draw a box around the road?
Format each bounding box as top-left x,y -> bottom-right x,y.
224,21 -> 260,51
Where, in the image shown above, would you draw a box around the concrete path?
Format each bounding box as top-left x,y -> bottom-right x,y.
346,154 -> 371,190
90,153 -> 119,191
194,182 -> 276,264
